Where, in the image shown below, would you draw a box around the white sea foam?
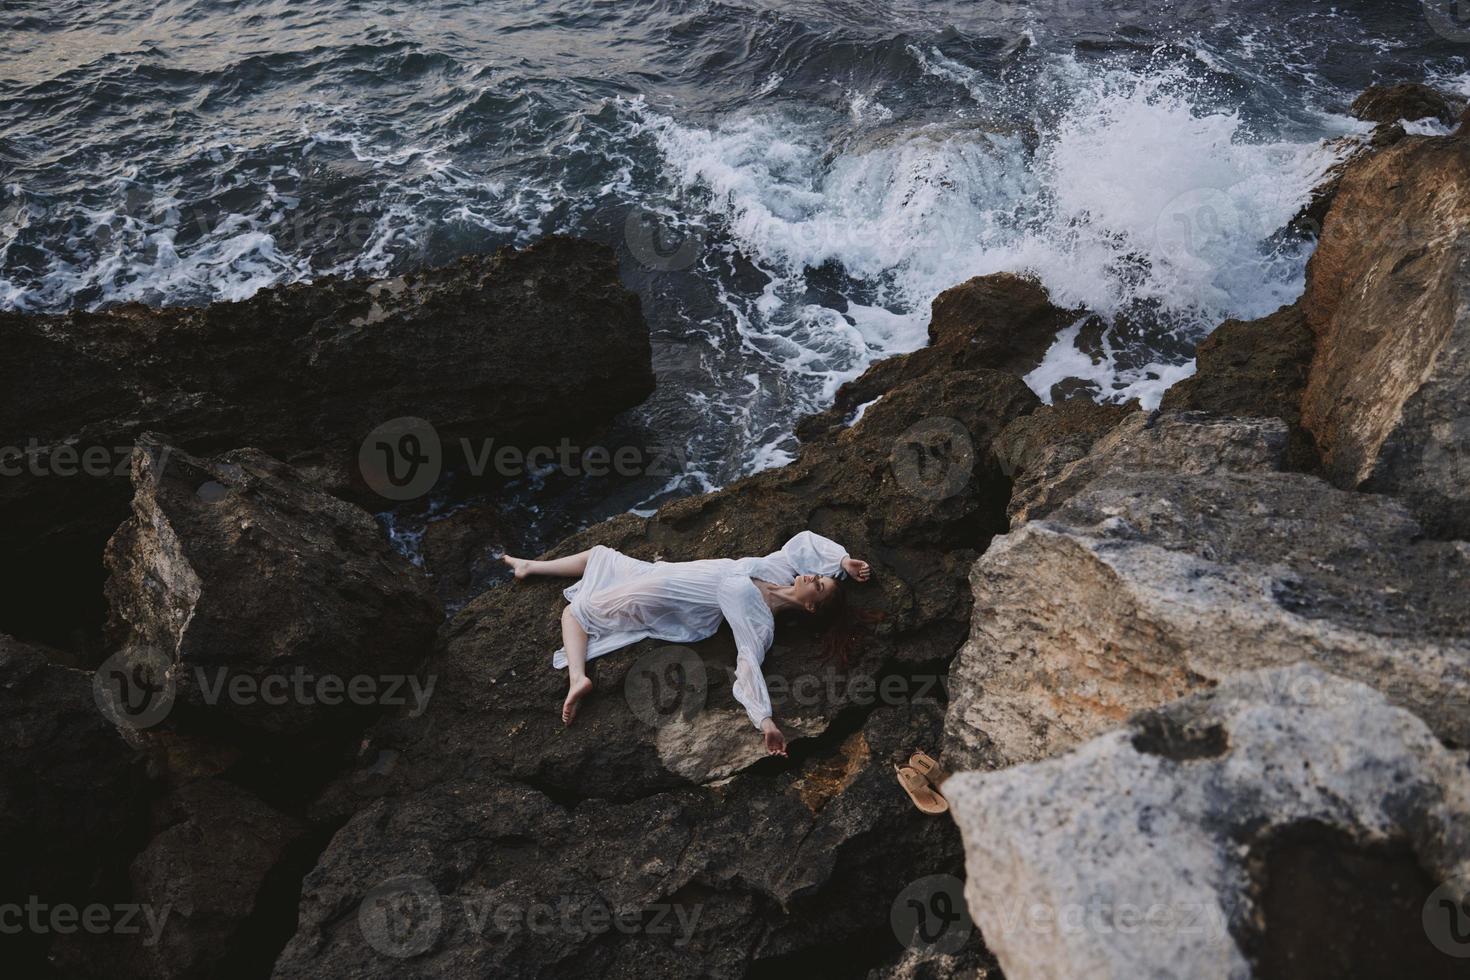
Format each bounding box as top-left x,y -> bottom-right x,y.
633,56 -> 1347,410
0,169 -> 317,311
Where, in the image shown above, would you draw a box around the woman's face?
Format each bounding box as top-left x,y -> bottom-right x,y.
792,573 -> 840,612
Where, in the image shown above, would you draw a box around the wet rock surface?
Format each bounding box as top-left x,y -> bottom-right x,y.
798,274 -> 1073,440
1350,82 -> 1464,126
944,666 -> 1470,980
1160,302 -> 1319,470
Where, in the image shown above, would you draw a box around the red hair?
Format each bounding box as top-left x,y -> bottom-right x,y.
815,580 -> 883,669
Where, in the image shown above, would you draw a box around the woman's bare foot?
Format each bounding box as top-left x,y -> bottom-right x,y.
501,554 -> 532,580
562,676 -> 593,725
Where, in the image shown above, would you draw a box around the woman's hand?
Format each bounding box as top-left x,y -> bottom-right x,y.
761,718 -> 788,757
841,556 -> 871,582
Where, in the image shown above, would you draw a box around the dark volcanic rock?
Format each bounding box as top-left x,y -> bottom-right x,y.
355,369 -> 1036,804
1350,82 -> 1463,126
276,366 -> 1040,977
282,701 -> 964,980
1161,302 -> 1319,469
103,437 -> 442,740
798,273 -> 1073,440
0,635 -> 150,969
0,236 -> 653,651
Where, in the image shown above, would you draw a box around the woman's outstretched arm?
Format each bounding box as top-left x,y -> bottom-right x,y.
718,576 -> 785,756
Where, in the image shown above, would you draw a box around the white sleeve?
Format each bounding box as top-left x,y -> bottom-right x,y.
779,530 -> 848,578
718,576 -> 776,729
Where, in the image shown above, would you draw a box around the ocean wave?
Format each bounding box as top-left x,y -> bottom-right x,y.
634,53 -> 1350,409
0,0 -> 1454,494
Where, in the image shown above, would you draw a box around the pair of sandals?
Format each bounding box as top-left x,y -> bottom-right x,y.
894,750 -> 951,814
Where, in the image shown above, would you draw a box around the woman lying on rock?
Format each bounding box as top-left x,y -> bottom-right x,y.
502,531 -> 872,755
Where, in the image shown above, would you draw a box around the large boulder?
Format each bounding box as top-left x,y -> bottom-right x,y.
275,366 -> 1041,977
943,441 -> 1470,771
0,236 -> 653,650
103,437 -> 442,740
945,665 -> 1470,980
1299,132 -> 1470,538
279,701 -> 965,979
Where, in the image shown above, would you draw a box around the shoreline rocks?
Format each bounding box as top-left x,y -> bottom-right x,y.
798,273 -> 1073,441
1350,82 -> 1465,128
998,410 -> 1286,526
125,780 -> 309,980
936,98 -> 1470,979
0,635 -> 151,974
0,236 -> 653,653
1159,302 -> 1319,471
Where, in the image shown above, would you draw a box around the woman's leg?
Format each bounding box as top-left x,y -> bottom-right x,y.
560,605 -> 594,725
502,549 -> 593,581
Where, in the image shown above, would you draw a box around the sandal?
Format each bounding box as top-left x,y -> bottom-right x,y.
895,764 -> 949,815
909,749 -> 950,787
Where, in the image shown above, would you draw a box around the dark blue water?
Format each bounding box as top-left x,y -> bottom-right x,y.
2,0 -> 1466,521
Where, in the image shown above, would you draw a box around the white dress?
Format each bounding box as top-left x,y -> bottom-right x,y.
552,531 -> 851,729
